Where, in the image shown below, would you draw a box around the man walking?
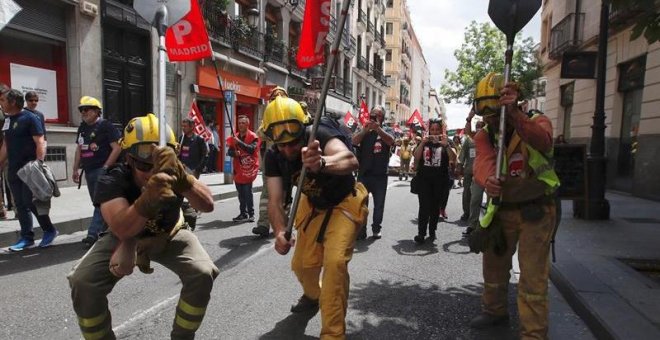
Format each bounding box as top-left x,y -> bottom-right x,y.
0,88 -> 58,251
352,105 -> 394,239
468,73 -> 559,340
67,113 -> 218,340
178,117 -> 208,178
72,96 -> 122,247
227,115 -> 260,223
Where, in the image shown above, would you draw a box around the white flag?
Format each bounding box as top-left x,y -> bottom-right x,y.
0,0 -> 21,32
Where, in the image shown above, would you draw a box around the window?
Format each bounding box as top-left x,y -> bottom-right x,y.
617,55 -> 646,180
387,0 -> 393,8
560,82 -> 574,139
385,49 -> 392,61
386,22 -> 393,35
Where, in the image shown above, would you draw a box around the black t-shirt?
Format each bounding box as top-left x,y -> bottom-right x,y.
356,128 -> 393,176
265,124 -> 355,209
417,142 -> 450,179
75,119 -> 120,170
93,164 -> 184,236
179,134 -> 208,171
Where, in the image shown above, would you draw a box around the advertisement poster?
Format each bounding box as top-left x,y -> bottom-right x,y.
10,63 -> 58,121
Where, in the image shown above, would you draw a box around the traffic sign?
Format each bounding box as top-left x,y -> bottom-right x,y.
133,0 -> 190,26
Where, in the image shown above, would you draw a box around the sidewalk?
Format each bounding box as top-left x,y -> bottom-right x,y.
0,173 -> 263,248
551,192 -> 660,340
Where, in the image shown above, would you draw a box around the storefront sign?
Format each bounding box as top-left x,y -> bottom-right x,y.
198,65 -> 261,102
10,63 -> 58,120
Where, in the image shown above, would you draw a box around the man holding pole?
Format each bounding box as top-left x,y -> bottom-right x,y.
468,73 -> 559,339
261,96 -> 368,339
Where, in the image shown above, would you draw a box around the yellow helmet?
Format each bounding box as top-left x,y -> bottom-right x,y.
78,96 -> 102,111
260,96 -> 308,144
119,113 -> 177,161
268,86 -> 288,100
473,72 -> 504,116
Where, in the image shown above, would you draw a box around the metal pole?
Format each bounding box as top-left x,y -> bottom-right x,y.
584,1 -> 610,219
493,46 -> 513,205
156,6 -> 169,147
284,0 -> 353,239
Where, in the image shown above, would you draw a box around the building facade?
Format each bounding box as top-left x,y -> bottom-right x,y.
409,26 -> 430,122
428,88 -> 446,121
383,0 -> 413,125
540,0 -> 660,200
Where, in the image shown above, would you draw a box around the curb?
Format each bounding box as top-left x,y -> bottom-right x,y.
0,185 -> 262,248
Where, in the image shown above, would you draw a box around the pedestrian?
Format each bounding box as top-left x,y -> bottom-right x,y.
24,91 -> 47,139
0,88 -> 58,251
437,122 -> 457,220
227,115 -> 260,223
461,112 -> 486,236
468,73 -> 559,339
352,105 -> 394,239
453,135 -> 463,187
67,113 -> 218,340
411,118 -> 451,244
72,96 -> 122,247
252,87 -> 289,237
206,120 -> 220,173
398,137 -> 413,181
457,111 -> 477,223
178,117 -> 209,179
261,96 -> 368,339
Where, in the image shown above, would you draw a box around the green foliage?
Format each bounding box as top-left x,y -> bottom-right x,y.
208,0 -> 229,13
440,21 -> 541,104
610,0 -> 660,44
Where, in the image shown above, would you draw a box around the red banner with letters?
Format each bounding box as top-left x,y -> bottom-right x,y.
406,109 -> 426,130
187,100 -> 212,142
296,0 -> 331,69
165,0 -> 212,61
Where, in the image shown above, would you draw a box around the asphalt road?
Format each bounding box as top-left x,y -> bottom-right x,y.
0,178 -> 593,339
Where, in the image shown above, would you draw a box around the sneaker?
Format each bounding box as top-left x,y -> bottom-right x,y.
39,229 -> 59,248
290,295 -> 319,313
439,209 -> 448,219
9,238 -> 35,252
413,235 -> 425,244
469,313 -> 509,329
81,236 -> 97,247
252,225 -> 270,237
248,215 -> 255,222
232,214 -> 249,223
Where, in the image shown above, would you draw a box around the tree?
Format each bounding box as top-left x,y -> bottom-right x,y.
611,0 -> 660,45
440,21 -> 541,105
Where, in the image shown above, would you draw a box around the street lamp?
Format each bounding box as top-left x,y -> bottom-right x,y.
246,2 -> 260,27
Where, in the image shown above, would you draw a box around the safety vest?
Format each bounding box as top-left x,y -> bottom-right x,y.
479,114 -> 560,228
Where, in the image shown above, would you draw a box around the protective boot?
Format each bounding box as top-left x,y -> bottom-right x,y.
469,313 -> 509,329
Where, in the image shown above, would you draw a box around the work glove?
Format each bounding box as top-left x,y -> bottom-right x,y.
468,223 -> 507,256
109,238 -> 137,278
133,172 -> 178,219
468,226 -> 488,254
151,146 -> 196,193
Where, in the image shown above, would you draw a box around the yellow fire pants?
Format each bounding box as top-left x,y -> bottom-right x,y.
291,182 -> 368,340
481,201 -> 556,340
67,229 -> 219,340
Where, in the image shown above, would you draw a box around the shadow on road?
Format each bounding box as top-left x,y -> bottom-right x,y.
196,219 -> 243,231
347,279 -> 520,339
391,239 -> 439,257
353,237 -> 377,254
442,238 -> 471,255
214,234 -> 271,273
0,241 -> 87,277
259,311 -> 319,340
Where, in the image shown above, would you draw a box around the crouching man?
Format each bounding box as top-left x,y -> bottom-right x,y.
67,114 -> 219,340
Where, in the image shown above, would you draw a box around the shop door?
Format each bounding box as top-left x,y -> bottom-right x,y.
102,24 -> 151,126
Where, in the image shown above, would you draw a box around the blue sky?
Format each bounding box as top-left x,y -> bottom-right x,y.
408,0 -> 542,129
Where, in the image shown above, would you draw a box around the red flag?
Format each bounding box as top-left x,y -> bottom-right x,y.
165,0 -> 212,61
358,100 -> 370,127
296,0 -> 331,69
406,109 -> 426,130
344,111 -> 357,131
187,101 -> 213,142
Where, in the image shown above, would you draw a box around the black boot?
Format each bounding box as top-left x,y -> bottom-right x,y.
290,295 -> 319,313
469,313 -> 509,329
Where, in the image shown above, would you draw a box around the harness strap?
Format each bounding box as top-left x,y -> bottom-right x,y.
316,208 -> 334,243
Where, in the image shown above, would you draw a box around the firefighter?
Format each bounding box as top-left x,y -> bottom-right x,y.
261,96 -> 368,339
67,113 -> 219,340
468,73 -> 559,340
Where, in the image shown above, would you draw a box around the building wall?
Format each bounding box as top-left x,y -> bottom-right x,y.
541,0 -> 660,200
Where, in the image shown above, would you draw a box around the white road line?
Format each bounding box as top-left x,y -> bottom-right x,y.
113,294 -> 179,335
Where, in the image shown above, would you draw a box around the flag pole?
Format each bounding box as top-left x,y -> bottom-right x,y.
284,0 -> 353,242
209,45 -> 236,138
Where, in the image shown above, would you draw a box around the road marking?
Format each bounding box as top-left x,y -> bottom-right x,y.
113,294 -> 179,335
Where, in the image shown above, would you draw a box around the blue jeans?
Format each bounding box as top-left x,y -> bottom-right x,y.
235,182 -> 254,216
8,175 -> 55,241
357,174 -> 388,231
84,167 -> 106,239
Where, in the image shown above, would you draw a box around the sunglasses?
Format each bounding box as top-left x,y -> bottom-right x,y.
129,155 -> 154,172
264,120 -> 305,143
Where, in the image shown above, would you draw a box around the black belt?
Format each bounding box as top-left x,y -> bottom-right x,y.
500,195 -> 553,210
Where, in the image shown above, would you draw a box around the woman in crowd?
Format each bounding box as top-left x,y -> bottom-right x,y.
411,118 -> 452,244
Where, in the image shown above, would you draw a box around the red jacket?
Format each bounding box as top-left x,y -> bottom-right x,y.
226,130 -> 261,184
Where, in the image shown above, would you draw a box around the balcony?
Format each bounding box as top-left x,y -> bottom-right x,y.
264,37 -> 287,69
345,35 -> 357,59
202,6 -> 264,60
358,56 -> 368,71
328,15 -> 337,41
335,76 -> 344,95
549,12 -> 585,60
357,9 -> 367,32
609,3 -> 645,29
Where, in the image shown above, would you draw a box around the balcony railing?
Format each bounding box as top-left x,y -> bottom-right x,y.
264,37 -> 287,69
335,76 -> 344,94
368,21 -> 375,34
358,56 -> 368,71
609,2 -> 645,27
549,12 -> 585,60
202,6 -> 264,59
358,9 -> 367,28
345,79 -> 353,98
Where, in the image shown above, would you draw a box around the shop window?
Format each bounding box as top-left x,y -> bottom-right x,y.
617,55 -> 646,180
